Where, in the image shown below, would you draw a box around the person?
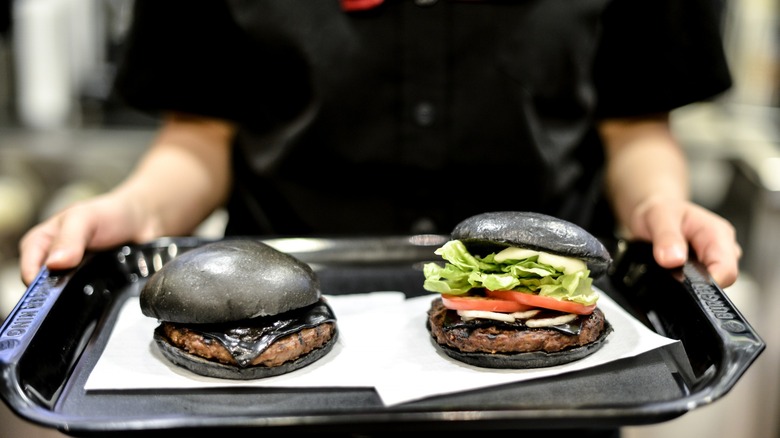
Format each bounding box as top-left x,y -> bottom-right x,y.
18,0 -> 741,289
18,0 -> 740,293
15,2 -> 740,437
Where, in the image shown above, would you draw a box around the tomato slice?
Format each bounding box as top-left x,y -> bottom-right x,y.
485,290 -> 596,315
440,294 -> 527,313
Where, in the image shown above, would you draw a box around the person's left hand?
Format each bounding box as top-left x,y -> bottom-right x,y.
627,195 -> 741,288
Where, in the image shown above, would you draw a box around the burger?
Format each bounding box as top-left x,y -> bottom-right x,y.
422,211 -> 613,369
139,239 -> 338,379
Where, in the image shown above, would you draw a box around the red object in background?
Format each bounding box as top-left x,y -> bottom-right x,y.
341,0 -> 384,12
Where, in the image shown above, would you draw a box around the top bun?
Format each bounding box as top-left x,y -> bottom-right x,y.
452,211 -> 612,277
140,239 -> 321,324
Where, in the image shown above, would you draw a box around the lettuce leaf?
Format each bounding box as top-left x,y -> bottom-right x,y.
422,240 -> 599,305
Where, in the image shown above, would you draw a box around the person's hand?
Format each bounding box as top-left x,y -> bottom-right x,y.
626,195 -> 741,288
18,113 -> 236,286
18,193 -> 156,285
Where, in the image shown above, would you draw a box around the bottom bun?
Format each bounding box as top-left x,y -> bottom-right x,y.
153,328 -> 338,380
428,320 -> 612,369
426,296 -> 613,369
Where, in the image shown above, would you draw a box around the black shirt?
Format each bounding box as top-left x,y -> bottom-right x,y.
113,0 -> 731,238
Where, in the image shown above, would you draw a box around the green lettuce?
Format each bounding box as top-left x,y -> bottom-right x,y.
422,240 -> 599,305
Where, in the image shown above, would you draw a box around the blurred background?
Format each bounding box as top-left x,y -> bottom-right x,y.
0,0 -> 778,437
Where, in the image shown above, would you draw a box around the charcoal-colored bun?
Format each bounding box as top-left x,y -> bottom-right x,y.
428,320 -> 612,369
140,239 -> 321,323
452,211 -> 612,277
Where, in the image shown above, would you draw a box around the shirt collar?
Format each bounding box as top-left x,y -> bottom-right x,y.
341,0 -> 384,12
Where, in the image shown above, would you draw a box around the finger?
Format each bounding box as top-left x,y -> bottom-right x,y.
19,223 -> 58,285
684,209 -> 741,288
638,202 -> 689,269
703,251 -> 740,288
690,239 -> 740,288
44,209 -> 97,271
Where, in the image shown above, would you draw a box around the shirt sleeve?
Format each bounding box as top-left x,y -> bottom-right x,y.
593,0 -> 733,119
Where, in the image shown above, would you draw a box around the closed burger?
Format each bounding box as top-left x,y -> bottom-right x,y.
140,239 -> 338,379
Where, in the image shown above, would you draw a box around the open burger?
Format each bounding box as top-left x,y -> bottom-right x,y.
140,239 -> 338,379
423,211 -> 613,369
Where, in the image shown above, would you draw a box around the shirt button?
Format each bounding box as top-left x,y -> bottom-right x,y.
415,0 -> 437,6
413,101 -> 436,126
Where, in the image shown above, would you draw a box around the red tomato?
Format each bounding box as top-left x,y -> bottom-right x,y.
483,290 -> 534,311
485,290 -> 596,315
440,294 -> 527,313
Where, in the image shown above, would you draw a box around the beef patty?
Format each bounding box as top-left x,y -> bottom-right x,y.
427,297 -> 607,354
160,321 -> 336,368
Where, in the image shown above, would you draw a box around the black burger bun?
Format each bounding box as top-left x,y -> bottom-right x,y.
139,239 -> 338,380
452,211 -> 612,277
433,329 -> 612,369
140,239 -> 322,323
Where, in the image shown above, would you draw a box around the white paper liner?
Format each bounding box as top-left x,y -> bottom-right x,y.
85,290 -> 677,406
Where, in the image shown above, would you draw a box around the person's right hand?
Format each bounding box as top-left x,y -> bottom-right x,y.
19,113 -> 237,286
18,192 -> 159,285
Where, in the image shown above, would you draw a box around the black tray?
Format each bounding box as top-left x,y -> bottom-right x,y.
0,236 -> 765,436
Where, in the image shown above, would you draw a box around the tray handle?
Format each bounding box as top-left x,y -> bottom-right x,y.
680,259 -> 765,395
1,266 -> 70,355
608,239 -> 765,407
0,255 -> 111,414
0,268 -> 67,408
